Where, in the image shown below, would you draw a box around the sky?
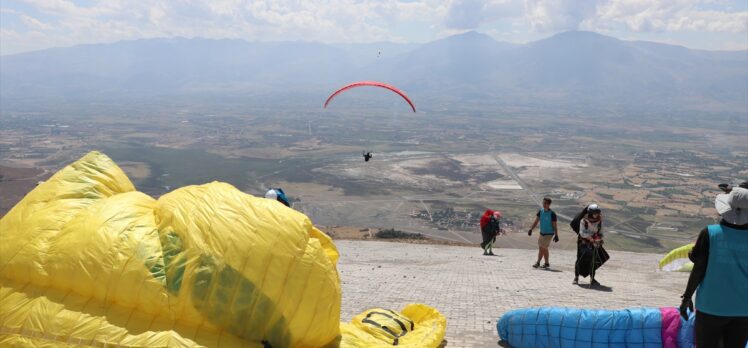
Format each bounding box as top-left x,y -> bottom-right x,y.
1,0 -> 747,55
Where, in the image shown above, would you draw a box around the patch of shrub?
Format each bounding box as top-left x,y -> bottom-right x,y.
375,228 -> 425,240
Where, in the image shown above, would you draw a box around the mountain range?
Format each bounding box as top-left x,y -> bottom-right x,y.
1,31 -> 746,114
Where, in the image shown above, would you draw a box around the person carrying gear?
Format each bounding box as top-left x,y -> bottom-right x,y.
528,197 -> 559,269
680,187 -> 748,347
265,188 -> 291,207
479,210 -> 502,256
573,204 -> 609,287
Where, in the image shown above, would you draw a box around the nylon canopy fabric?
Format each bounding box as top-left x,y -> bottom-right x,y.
339,304 -> 446,348
497,307 -> 696,348
323,81 -> 416,113
0,151 -> 446,347
659,244 -> 695,272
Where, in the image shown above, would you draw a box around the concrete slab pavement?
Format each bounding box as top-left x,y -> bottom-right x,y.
337,240 -> 690,347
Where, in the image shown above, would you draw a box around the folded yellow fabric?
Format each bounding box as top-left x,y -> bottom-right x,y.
0,151 -> 445,347
340,304 -> 447,348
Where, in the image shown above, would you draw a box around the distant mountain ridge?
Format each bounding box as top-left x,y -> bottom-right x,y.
1,31 -> 746,113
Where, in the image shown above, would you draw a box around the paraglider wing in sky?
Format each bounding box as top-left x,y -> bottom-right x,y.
324,81 -> 416,113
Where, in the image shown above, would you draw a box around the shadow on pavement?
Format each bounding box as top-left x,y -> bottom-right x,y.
575,283 -> 613,292
539,268 -> 563,273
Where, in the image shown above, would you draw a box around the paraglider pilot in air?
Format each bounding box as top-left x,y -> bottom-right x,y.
363,151 -> 373,162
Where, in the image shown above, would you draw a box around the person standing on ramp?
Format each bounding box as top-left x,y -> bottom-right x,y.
528,197 -> 559,269
680,187 -> 748,347
480,210 -> 502,256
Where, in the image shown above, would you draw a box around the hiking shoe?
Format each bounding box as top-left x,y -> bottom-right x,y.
541,263 -> 550,269
532,262 -> 540,268
572,277 -> 579,285
591,279 -> 601,287
488,251 -> 495,256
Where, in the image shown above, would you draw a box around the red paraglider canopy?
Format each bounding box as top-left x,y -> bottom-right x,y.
324,81 -> 416,113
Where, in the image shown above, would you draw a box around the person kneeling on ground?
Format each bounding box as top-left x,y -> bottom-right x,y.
528,197 -> 559,269
479,210 -> 502,256
680,187 -> 748,347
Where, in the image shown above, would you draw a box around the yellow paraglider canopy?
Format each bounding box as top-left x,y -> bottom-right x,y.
0,151 -> 446,347
659,243 -> 695,272
340,304 -> 446,347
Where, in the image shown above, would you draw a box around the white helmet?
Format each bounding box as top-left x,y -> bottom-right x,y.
265,189 -> 278,200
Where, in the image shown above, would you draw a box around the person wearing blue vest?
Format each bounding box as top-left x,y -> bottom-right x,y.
528,197 -> 559,269
680,186 -> 748,347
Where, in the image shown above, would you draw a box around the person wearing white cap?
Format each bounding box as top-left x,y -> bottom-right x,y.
680,186 -> 748,347
573,203 -> 604,286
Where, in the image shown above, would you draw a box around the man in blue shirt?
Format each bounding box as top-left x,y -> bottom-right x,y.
528,197 -> 559,269
680,186 -> 748,347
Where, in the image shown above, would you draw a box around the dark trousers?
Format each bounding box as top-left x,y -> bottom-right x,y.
695,311 -> 748,348
574,237 -> 582,277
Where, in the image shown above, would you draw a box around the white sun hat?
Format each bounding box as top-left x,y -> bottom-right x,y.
715,187 -> 748,225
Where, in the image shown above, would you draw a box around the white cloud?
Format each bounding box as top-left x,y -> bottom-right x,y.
23,0 -> 123,18
520,0 -> 748,34
1,0 -> 450,54
0,0 -> 746,55
444,0 -> 523,29
524,0 -> 600,32
592,0 -> 748,33
19,14 -> 52,30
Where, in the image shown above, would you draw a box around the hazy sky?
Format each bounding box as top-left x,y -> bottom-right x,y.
1,0 -> 747,55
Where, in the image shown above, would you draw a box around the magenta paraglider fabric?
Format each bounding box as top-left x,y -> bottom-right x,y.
660,307 -> 681,348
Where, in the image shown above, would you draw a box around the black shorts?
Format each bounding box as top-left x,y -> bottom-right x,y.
695,311 -> 748,348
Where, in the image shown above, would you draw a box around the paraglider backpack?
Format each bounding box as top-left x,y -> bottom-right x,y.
570,207 -> 588,234
490,216 -> 501,235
